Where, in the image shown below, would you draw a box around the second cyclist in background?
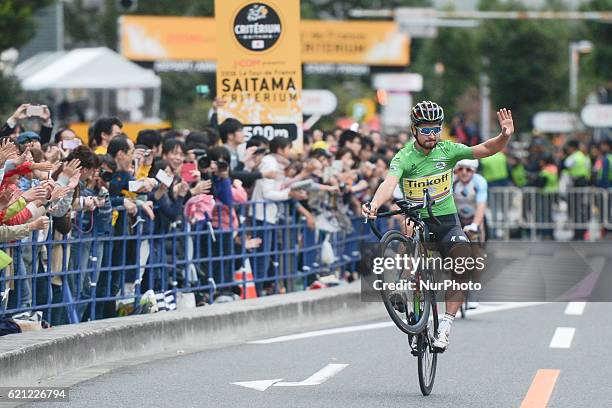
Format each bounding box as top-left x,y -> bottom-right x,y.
453,159 -> 488,309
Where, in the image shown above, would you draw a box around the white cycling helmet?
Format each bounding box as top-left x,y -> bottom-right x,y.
455,159 -> 479,171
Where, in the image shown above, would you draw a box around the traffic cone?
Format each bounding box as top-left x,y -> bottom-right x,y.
235,259 -> 257,299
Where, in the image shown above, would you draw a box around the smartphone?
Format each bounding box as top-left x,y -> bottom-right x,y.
26,105 -> 44,117
332,160 -> 343,172
128,180 -> 145,192
155,169 -> 174,187
181,162 -> 198,183
61,139 -> 81,150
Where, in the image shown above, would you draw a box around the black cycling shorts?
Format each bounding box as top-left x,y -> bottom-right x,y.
422,213 -> 470,259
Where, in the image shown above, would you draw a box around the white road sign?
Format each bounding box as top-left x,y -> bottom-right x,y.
302,89 -> 338,116
533,112 -> 580,133
373,73 -> 423,92
581,104 -> 612,128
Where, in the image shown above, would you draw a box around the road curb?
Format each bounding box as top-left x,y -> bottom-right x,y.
0,282 -> 384,386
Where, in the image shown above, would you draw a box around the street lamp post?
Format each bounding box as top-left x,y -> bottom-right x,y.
569,40 -> 593,109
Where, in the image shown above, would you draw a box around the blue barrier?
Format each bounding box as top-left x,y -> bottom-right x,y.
0,200 -> 371,326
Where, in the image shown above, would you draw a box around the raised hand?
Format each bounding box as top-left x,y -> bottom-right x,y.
0,139 -> 17,166
50,185 -> 72,202
22,186 -> 48,203
67,172 -> 81,189
40,105 -> 52,124
61,159 -> 82,178
173,181 -> 191,197
10,104 -> 30,122
497,108 -> 514,137
14,147 -> 30,165
31,162 -> 56,172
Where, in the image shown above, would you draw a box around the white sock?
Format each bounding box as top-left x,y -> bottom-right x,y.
438,312 -> 455,334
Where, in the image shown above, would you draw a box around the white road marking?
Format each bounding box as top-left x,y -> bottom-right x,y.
564,301 -> 586,316
274,364 -> 349,387
250,321 -> 394,344
231,379 -> 283,391
250,302 -> 547,344
231,364 -> 349,391
549,327 -> 575,349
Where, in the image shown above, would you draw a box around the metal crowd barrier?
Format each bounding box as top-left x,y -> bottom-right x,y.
487,187 -> 612,241
0,201 -> 370,326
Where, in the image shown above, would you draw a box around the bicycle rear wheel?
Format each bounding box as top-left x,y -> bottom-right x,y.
378,231 -> 431,335
417,295 -> 438,396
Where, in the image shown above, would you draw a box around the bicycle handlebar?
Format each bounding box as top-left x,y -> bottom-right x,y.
365,189 -> 441,240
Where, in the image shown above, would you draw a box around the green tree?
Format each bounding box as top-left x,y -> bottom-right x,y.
477,0 -> 572,129
580,0 -> 612,93
0,0 -> 53,52
412,26 -> 480,118
0,0 -> 54,117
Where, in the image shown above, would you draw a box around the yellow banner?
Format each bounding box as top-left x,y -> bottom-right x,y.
120,16 -> 408,66
69,121 -> 171,145
120,16 -> 216,61
215,0 -> 302,149
301,20 -> 409,65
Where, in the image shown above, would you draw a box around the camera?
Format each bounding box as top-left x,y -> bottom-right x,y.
99,169 -> 113,182
217,160 -> 229,173
97,187 -> 109,201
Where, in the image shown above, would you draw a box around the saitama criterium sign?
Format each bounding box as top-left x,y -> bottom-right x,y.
215,0 -> 303,150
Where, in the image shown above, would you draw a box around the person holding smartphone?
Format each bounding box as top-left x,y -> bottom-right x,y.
0,104 -> 53,143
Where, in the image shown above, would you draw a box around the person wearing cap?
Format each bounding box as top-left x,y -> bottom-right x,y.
16,131 -> 42,150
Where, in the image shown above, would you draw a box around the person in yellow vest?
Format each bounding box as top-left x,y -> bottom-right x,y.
563,140 -> 590,187
562,140 -> 590,240
532,155 -> 559,239
479,150 -> 510,187
507,154 -> 528,187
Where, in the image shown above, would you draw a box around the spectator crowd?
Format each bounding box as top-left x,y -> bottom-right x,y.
1,102 -> 611,336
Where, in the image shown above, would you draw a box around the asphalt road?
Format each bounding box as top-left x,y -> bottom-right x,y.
28,300 -> 610,408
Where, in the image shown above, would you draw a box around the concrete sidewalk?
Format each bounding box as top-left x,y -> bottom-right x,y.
0,282 -> 384,387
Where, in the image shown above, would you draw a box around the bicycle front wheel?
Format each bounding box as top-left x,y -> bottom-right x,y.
417,295 -> 438,396
378,231 -> 431,335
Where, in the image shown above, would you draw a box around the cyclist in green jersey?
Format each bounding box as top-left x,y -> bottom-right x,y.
362,101 -> 514,351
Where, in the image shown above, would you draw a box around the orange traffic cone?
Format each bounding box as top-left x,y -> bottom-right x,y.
235,259 -> 257,299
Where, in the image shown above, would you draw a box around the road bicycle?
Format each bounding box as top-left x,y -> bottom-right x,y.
365,189 -> 441,396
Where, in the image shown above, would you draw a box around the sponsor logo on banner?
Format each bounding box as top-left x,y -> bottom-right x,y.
233,3 -> 282,52
402,170 -> 452,202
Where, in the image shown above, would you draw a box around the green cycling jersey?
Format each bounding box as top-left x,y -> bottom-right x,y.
388,140 -> 474,218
